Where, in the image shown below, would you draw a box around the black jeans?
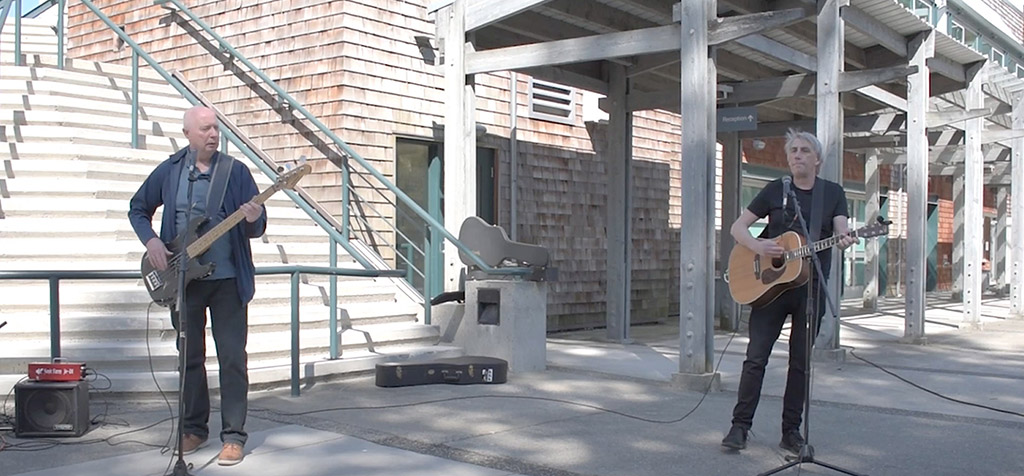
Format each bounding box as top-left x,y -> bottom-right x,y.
171,278 -> 249,447
731,282 -> 825,434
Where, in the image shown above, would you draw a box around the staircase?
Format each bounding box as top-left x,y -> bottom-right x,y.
0,17 -> 459,396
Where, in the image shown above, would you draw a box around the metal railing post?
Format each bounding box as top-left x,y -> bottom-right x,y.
329,240 -> 338,359
131,50 -> 139,148
341,154 -> 350,241
290,271 -> 301,397
14,0 -> 22,66
57,0 -> 65,69
48,278 -> 61,358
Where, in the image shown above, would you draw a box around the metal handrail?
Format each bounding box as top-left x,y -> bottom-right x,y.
152,0 -> 530,280
0,266 -> 405,397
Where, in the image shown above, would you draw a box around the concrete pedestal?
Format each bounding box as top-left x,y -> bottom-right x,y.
434,280 -> 547,372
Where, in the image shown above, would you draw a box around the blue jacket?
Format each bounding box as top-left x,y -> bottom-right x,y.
129,148 -> 267,304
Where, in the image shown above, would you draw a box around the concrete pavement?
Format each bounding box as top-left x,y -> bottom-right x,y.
3,294 -> 1023,476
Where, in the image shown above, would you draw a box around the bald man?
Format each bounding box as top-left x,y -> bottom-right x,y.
129,106 -> 266,466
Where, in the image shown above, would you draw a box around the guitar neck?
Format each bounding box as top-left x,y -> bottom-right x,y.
184,185 -> 275,259
785,230 -> 857,261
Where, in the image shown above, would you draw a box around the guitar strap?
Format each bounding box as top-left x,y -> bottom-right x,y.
205,152 -> 234,219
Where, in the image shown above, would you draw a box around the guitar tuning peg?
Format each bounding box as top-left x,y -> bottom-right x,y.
298,155 -> 308,165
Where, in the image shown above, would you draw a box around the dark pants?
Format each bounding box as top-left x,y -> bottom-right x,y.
731,281 -> 825,434
171,278 -> 248,447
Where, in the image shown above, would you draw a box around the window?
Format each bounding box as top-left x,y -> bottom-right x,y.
528,79 -> 576,125
899,0 -> 932,22
991,49 -> 1004,67
1017,64 -> 1024,79
949,20 -> 978,48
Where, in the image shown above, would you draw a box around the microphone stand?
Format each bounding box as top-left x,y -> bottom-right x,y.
170,155 -> 200,476
758,186 -> 865,476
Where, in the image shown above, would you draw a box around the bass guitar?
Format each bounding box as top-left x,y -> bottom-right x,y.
141,164 -> 310,307
726,218 -> 890,308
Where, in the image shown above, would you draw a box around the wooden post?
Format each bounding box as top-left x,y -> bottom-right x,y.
606,64 -> 632,342
674,0 -> 719,391
863,149 -> 880,311
904,30 -> 933,342
962,64 -> 984,328
815,0 -> 844,353
720,132 -> 742,330
952,172 -> 964,299
995,186 -> 1008,296
441,1 -> 478,291
1012,95 -> 1024,319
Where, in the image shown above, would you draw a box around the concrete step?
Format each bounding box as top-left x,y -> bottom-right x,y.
0,343 -> 464,396
0,321 -> 439,367
0,109 -> 188,140
0,77 -> 191,111
0,65 -> 186,98
0,286 -> 419,340
0,216 -> 334,244
0,238 -> 346,266
0,92 -> 190,128
0,124 -> 184,153
0,141 -> 178,163
1,52 -> 171,84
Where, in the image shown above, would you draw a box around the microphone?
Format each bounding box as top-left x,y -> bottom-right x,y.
186,149 -> 199,182
781,176 -> 791,211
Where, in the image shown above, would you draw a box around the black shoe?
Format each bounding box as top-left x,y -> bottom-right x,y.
721,425 -> 748,450
779,430 -> 805,454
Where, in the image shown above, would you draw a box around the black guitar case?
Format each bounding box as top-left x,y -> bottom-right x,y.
375,356 -> 508,387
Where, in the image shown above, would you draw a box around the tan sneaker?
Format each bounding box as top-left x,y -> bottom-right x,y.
218,442 -> 244,466
174,434 -> 207,455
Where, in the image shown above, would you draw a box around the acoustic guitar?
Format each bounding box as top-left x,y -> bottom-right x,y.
141,164 -> 310,307
726,219 -> 890,308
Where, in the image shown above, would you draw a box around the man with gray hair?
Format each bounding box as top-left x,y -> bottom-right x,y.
721,129 -> 857,454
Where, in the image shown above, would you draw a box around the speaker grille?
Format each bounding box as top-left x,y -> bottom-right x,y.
15,380 -> 89,437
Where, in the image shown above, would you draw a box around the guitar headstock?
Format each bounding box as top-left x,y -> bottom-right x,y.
272,163 -> 312,191
856,216 -> 892,238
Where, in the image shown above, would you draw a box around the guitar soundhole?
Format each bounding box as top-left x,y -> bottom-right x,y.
771,257 -> 785,268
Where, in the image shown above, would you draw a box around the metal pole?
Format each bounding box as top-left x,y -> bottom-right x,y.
341,154 -> 350,241
131,50 -> 139,149
14,0 -> 22,66
329,240 -> 338,359
290,271 -> 301,396
57,0 -> 65,69
49,278 -> 61,358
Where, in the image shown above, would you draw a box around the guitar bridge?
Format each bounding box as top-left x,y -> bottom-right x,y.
753,255 -> 761,280
144,270 -> 164,292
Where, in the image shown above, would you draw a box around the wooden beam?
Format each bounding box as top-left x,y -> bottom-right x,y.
719,66 -> 914,104
840,65 -> 916,91
927,108 -> 991,128
927,56 -> 967,82
857,84 -> 908,111
465,0 -> 555,31
465,24 -> 680,74
983,128 -> 1024,144
738,112 -> 907,138
735,34 -> 815,71
841,4 -> 908,57
706,8 -> 808,45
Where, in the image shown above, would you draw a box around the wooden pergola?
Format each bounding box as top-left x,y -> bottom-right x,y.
431,0 -> 1024,387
